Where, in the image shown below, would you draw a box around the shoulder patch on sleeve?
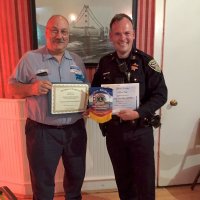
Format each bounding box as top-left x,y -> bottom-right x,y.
148,59 -> 161,73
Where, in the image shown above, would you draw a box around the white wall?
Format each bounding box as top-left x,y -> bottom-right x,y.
154,0 -> 200,186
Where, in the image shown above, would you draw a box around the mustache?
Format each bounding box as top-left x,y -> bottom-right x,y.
54,39 -> 65,43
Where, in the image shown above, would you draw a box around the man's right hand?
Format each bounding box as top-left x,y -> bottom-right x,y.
8,80 -> 52,98
32,80 -> 52,96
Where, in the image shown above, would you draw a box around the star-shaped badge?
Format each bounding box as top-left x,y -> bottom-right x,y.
131,63 -> 139,71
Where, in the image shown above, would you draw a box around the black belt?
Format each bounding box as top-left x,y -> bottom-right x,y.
111,115 -> 139,125
111,115 -> 151,128
27,118 -> 71,129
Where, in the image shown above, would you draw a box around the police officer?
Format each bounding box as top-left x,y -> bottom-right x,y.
91,13 -> 168,200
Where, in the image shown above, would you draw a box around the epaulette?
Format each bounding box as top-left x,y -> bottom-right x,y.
102,52 -> 114,59
100,52 -> 116,63
133,49 -> 161,73
132,48 -> 152,59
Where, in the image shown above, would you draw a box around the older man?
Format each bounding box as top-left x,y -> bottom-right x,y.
8,15 -> 89,200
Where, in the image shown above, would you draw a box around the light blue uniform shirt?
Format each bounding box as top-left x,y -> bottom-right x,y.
9,46 -> 90,125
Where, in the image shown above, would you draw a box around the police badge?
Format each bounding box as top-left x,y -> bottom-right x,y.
148,59 -> 161,73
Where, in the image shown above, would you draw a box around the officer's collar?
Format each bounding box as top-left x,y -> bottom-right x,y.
115,51 -> 133,58
114,52 -> 133,64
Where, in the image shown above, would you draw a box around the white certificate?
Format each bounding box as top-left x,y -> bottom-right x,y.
50,83 -> 89,114
101,83 -> 139,114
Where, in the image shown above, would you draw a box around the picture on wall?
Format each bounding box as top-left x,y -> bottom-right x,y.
34,0 -> 133,64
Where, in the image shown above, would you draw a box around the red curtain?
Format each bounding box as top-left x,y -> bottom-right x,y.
0,0 -> 33,98
0,0 -> 155,98
136,0 -> 155,55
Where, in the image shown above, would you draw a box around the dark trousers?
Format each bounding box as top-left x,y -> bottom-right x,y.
106,122 -> 155,200
25,118 -> 87,200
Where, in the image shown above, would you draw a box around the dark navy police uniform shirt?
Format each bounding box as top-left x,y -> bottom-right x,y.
91,48 -> 168,120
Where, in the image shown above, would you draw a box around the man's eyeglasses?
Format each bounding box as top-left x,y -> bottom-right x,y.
48,28 -> 69,36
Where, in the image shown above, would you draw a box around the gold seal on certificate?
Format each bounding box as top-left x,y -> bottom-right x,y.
49,83 -> 89,114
